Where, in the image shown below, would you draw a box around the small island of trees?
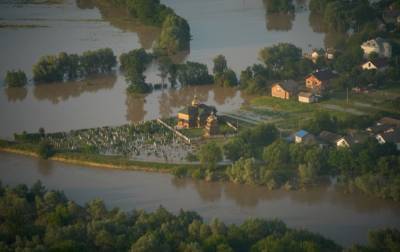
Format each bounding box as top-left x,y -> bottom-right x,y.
4,70 -> 28,87
32,48 -> 117,83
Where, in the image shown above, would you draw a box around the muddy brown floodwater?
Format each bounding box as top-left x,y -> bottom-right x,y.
1,0 -> 397,248
1,152 -> 400,248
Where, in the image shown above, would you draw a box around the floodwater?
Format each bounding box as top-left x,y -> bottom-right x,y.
0,0 -> 324,138
1,151 -> 400,247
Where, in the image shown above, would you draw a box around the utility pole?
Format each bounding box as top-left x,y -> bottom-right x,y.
346,87 -> 349,105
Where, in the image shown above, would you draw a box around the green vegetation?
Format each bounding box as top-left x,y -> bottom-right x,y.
0,23 -> 49,29
309,0 -> 375,32
107,0 -> 191,54
213,55 -> 238,87
197,142 -> 223,171
119,48 -> 153,94
263,0 -> 294,14
156,14 -> 191,54
4,70 -> 27,87
177,61 -> 213,86
224,124 -> 279,161
32,48 -> 117,83
1,183 -> 400,251
38,140 -> 55,159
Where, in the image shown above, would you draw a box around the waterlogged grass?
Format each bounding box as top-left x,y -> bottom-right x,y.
0,139 -> 201,171
0,23 -> 49,29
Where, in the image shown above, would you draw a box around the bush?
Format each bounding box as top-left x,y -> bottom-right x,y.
38,140 -> 55,159
5,70 -> 28,87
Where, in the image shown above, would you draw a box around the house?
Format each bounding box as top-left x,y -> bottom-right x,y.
294,130 -> 315,144
361,37 -> 392,58
177,96 -> 217,129
361,58 -> 389,71
318,130 -> 342,146
376,128 -> 400,150
325,48 -> 335,60
311,50 -> 320,63
298,92 -> 318,103
336,136 -> 352,148
271,80 -> 299,100
305,69 -> 337,93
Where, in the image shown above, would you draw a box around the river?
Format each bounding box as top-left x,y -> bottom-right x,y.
1,151 -> 400,247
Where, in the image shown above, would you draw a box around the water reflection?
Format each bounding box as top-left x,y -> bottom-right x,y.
126,94 -> 147,122
37,159 -> 54,176
76,0 -> 160,49
33,74 -> 116,104
262,0 -> 294,31
4,87 -> 28,102
173,177 -> 400,214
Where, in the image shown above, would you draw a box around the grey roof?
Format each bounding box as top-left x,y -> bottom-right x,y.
380,128 -> 400,143
364,58 -> 389,68
378,117 -> 400,127
309,69 -> 337,81
318,130 -> 342,144
274,80 -> 299,93
298,92 -> 314,98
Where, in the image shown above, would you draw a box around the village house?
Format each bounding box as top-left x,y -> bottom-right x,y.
294,130 -> 315,144
298,92 -> 318,103
376,128 -> 400,150
271,80 -> 299,100
361,58 -> 389,71
305,69 -> 336,93
361,37 -> 392,58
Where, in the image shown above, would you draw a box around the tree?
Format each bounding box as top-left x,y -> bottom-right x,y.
262,140 -> 290,170
177,61 -> 213,86
5,70 -> 27,87
197,142 -> 223,170
213,55 -> 228,75
227,158 -> 260,184
157,14 -> 191,55
38,140 -> 55,159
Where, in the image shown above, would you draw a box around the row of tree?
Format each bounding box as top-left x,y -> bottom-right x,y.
32,48 -> 117,83
1,182 -> 399,251
181,111 -> 400,201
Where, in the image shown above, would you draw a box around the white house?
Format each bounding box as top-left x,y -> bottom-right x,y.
361,37 -> 392,58
336,137 -> 352,148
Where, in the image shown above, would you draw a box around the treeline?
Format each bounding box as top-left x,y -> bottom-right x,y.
1,182 -> 399,252
264,0 -> 294,14
239,43 -> 313,94
107,0 -> 191,54
32,48 -> 117,83
309,0 -> 376,33
177,112 -> 400,201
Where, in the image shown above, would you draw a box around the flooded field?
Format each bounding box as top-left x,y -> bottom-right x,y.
0,0 -> 325,138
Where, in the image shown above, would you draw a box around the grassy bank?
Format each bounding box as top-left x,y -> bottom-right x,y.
0,139 -> 201,173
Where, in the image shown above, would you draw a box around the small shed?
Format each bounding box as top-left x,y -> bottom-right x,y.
294,130 -> 314,144
298,92 -> 318,103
